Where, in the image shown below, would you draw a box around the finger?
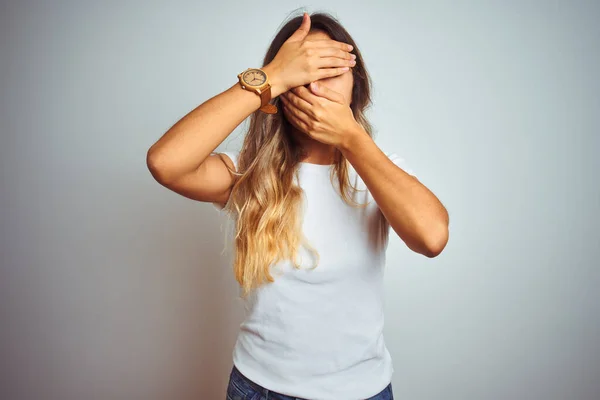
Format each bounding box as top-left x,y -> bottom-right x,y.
310,82 -> 345,103
315,47 -> 355,61
307,39 -> 353,52
289,87 -> 324,121
282,91 -> 317,122
316,56 -> 356,69
316,66 -> 350,80
287,12 -> 311,42
284,108 -> 304,133
282,99 -> 311,132
290,85 -> 317,107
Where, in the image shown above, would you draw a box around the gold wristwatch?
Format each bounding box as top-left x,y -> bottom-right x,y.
237,68 -> 278,114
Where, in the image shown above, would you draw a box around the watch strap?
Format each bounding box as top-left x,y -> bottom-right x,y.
258,85 -> 277,114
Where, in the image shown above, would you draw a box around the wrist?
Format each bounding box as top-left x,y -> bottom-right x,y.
339,124 -> 371,153
262,63 -> 285,98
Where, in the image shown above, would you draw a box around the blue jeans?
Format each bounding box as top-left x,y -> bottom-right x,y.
226,364 -> 394,400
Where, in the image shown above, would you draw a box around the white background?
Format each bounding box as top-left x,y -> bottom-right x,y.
1,1 -> 598,399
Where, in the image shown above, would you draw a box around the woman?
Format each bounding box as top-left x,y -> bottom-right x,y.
147,10 -> 449,400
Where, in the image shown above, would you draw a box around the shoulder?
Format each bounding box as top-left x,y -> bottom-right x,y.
212,150 -> 240,171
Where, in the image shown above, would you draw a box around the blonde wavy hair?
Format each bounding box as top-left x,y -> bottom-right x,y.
218,11 -> 376,299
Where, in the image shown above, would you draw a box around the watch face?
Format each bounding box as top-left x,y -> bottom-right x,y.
242,69 -> 266,86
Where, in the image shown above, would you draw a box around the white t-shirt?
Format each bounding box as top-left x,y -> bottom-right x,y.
212,149 -> 416,400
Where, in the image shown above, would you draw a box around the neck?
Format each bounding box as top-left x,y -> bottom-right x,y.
291,127 -> 337,165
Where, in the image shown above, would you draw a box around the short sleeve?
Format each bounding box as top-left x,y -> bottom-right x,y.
384,151 -> 417,178
210,150 -> 239,213
366,150 -> 417,210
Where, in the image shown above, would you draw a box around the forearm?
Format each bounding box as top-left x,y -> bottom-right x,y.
147,64 -> 283,183
339,129 -> 449,257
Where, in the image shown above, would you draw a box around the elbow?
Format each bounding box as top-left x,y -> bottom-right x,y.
423,223 -> 449,258
146,148 -> 174,185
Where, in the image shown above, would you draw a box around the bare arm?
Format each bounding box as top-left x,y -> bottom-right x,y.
146,64 -> 283,186
339,128 -> 449,258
